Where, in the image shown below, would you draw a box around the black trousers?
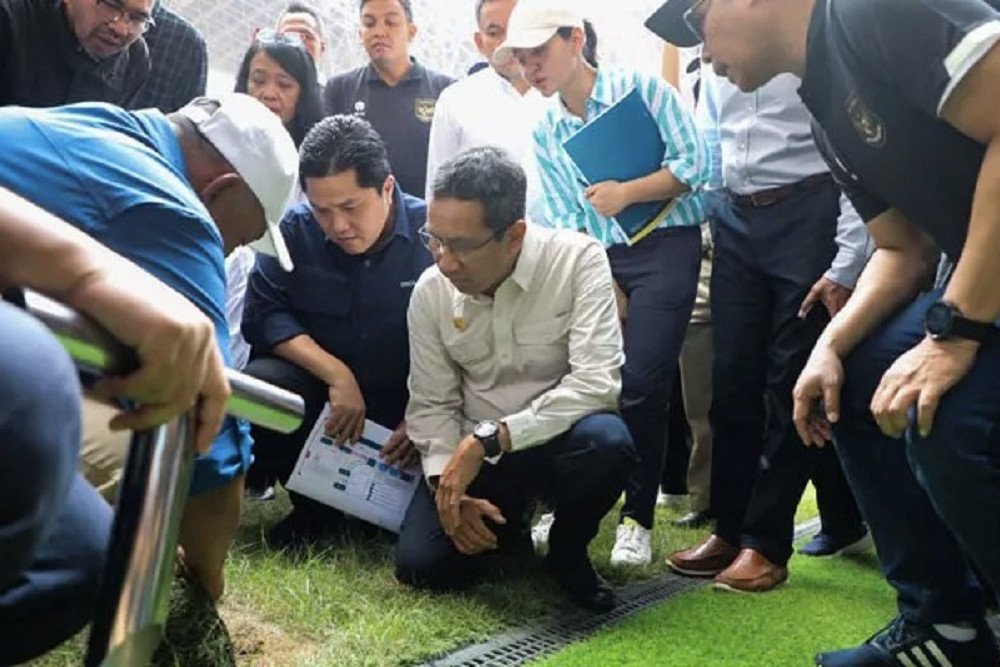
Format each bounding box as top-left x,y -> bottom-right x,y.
708,182 -> 864,566
394,413 -> 635,591
611,226 -> 701,529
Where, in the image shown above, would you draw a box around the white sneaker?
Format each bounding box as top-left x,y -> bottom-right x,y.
531,512 -> 555,552
610,518 -> 653,566
656,492 -> 688,509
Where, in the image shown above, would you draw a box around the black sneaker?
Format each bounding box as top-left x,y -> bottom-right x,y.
543,554 -> 616,612
798,529 -> 872,558
815,615 -> 1000,666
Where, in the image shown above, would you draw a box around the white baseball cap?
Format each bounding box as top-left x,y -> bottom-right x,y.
178,93 -> 298,271
493,0 -> 585,67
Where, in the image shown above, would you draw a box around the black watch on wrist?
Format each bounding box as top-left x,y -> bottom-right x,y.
472,420 -> 503,458
924,301 -> 1000,344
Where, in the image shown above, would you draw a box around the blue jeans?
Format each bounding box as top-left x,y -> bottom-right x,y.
0,301 -> 113,663
835,287 -> 1000,623
395,413 -> 634,591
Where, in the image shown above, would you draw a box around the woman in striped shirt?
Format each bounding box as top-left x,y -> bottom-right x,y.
495,0 -> 711,567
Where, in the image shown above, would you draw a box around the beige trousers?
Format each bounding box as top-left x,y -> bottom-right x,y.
679,229 -> 714,513
80,398 -> 130,503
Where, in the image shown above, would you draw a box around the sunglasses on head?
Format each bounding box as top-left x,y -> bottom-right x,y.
253,28 -> 306,48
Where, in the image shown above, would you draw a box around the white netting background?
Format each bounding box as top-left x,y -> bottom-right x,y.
164,0 -> 667,93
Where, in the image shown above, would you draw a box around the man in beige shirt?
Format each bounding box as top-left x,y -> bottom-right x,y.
395,147 -> 635,611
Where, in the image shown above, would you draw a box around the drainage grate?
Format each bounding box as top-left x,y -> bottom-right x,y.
422,519 -> 822,666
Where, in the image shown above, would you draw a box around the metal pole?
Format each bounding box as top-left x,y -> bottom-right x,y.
20,290 -> 305,666
22,290 -> 304,434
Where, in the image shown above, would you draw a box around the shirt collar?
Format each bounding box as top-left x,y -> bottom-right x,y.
798,0 -> 831,109
555,66 -> 613,124
388,182 -> 414,241
509,222 -> 542,291
365,57 -> 423,83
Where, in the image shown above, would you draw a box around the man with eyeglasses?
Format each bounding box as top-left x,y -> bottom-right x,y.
649,36 -> 872,596
0,0 -> 153,108
242,114 -> 433,547
395,146 -> 635,611
650,0 -> 1000,665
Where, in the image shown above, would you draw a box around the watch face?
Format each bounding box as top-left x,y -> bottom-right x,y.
474,421 -> 498,439
925,302 -> 953,339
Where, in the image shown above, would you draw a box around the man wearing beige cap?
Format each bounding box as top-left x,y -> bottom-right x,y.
0,92 -> 298,602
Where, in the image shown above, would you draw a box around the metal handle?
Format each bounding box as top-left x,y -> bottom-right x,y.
19,289 -> 306,666
22,289 -> 304,433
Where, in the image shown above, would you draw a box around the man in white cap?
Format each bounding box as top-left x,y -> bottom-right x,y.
0,92 -> 298,602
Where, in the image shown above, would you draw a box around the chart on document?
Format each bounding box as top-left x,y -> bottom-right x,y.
286,405 -> 419,533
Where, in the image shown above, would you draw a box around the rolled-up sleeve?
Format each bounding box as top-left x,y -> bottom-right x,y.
405,272 -> 464,479
825,192 -> 874,289
240,252 -> 306,352
502,242 -> 623,450
638,73 -> 711,190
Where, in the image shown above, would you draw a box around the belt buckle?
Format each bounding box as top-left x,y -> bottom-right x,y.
749,190 -> 778,207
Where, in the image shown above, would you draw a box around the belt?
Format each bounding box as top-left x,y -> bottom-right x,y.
731,173 -> 833,208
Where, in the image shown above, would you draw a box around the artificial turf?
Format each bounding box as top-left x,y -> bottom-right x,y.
537,549 -> 894,667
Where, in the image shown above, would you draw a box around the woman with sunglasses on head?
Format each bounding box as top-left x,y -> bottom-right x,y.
226,31 -> 326,428
235,29 -> 324,149
495,0 -> 710,568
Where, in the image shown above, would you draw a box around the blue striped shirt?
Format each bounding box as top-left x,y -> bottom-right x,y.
533,68 -> 709,247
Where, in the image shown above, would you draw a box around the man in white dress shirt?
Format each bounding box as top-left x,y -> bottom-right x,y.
424,0 -> 550,220
396,147 -> 635,611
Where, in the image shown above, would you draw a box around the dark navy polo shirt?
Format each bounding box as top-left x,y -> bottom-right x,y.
323,60 -> 454,197
798,0 -> 1000,262
241,185 -> 433,427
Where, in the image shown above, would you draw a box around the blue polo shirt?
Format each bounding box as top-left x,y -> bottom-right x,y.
242,185 -> 432,427
0,102 -> 252,495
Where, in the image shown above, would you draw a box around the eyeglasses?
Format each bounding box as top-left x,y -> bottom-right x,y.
254,28 -> 306,49
418,225 -> 496,258
95,0 -> 155,34
682,0 -> 711,43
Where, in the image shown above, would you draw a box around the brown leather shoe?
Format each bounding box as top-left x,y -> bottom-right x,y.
666,534 -> 739,577
713,548 -> 788,593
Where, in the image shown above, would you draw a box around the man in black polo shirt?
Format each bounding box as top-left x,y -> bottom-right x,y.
649,0 -> 1000,665
0,0 -> 152,107
324,0 -> 454,197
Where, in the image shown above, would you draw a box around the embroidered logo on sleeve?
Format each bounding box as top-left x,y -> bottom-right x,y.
845,93 -> 886,148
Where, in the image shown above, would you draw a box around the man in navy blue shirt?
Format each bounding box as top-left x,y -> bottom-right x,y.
323,0 -> 454,196
243,114 -> 433,546
649,0 -> 1000,665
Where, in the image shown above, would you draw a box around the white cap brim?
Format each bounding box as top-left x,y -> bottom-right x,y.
250,223 -> 294,272
494,26 -> 562,67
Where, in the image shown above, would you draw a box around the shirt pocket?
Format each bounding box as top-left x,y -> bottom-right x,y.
289,268 -> 351,317
443,335 -> 492,367
514,314 -> 570,372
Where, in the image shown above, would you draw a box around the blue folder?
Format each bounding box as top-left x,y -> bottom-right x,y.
562,86 -> 675,244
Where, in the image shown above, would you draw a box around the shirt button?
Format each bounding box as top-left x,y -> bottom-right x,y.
364,259 -> 371,268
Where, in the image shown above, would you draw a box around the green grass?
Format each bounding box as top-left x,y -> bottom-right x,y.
30,488 -> 722,666
536,549 -> 893,667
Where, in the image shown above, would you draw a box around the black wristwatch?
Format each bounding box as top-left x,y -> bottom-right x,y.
472,420 -> 503,458
924,301 -> 1000,344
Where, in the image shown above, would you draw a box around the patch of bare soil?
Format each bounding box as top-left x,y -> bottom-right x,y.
220,600 -> 320,667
